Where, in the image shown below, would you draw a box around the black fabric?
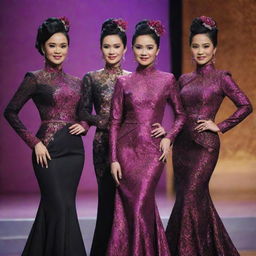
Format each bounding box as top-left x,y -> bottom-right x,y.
169,0 -> 183,79
90,170 -> 116,256
22,125 -> 87,256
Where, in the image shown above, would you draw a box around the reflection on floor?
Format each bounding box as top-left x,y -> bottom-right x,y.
0,192 -> 255,255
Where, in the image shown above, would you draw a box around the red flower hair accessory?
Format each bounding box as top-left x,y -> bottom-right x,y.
59,16 -> 70,32
148,20 -> 165,37
200,16 -> 216,30
113,18 -> 127,32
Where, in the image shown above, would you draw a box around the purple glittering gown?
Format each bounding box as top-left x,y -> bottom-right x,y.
107,65 -> 186,256
166,63 -> 252,256
4,63 -> 88,256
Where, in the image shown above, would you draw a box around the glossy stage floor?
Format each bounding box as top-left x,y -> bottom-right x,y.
0,192 -> 256,256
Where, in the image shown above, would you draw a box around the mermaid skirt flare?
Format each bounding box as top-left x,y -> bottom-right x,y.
166,135 -> 240,256
107,132 -> 171,256
22,126 -> 87,256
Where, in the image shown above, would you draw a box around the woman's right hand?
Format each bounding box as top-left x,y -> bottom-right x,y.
34,141 -> 51,168
111,161 -> 122,186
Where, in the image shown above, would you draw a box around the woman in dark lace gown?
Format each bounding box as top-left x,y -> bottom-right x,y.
4,18 -> 88,256
107,20 -> 186,256
165,16 -> 253,256
79,18 -> 129,256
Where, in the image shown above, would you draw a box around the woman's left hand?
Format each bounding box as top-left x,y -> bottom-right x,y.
195,120 -> 220,133
69,123 -> 86,135
159,138 -> 171,162
151,123 -> 166,138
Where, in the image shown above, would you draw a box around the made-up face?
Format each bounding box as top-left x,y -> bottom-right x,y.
133,35 -> 159,67
101,35 -> 126,67
190,33 -> 216,66
42,32 -> 69,67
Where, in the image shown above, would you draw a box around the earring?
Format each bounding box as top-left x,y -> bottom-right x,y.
191,56 -> 196,65
212,54 -> 216,64
122,54 -> 126,61
154,56 -> 158,65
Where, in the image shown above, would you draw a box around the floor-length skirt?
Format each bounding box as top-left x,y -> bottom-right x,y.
107,129 -> 171,256
90,130 -> 116,256
166,134 -> 240,256
22,125 -> 87,256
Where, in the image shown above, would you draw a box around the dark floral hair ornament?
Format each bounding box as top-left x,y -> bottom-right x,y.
59,16 -> 70,32
147,20 -> 165,37
199,16 -> 216,30
113,18 -> 128,32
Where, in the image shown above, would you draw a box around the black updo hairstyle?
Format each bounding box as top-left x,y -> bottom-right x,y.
100,18 -> 127,48
132,20 -> 161,49
189,16 -> 218,47
36,17 -> 70,55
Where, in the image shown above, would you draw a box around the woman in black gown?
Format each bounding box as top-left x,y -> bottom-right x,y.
4,17 -> 88,256
79,19 -> 130,256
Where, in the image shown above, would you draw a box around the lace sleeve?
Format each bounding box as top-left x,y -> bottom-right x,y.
4,72 -> 41,148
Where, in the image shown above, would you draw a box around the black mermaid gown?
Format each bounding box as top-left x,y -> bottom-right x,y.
80,65 -> 130,256
4,63 -> 89,256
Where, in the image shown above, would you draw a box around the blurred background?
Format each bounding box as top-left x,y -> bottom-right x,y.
0,0 -> 255,255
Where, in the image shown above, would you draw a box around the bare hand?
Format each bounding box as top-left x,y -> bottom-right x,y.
111,162 -> 122,186
195,120 -> 220,133
159,138 -> 171,162
69,123 -> 86,135
34,141 -> 51,168
151,123 -> 166,138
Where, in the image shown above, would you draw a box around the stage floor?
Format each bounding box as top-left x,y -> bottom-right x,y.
1,192 -> 255,219
0,192 -> 256,255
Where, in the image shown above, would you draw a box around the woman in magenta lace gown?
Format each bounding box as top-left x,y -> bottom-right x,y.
107,20 -> 186,256
4,18 -> 88,256
165,16 -> 253,256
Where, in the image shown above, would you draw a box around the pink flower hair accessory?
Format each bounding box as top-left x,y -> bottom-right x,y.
59,16 -> 70,32
200,16 -> 216,30
147,20 -> 165,37
113,18 -> 127,32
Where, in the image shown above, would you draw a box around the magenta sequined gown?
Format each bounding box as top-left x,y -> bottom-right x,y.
166,63 -> 252,256
107,65 -> 186,256
4,63 -> 88,256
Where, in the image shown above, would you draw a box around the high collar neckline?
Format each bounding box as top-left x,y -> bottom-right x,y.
44,61 -> 63,74
136,65 -> 157,75
104,64 -> 122,75
196,62 -> 215,75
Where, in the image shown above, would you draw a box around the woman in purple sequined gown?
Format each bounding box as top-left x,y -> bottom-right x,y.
166,16 -> 253,256
107,20 -> 186,256
4,18 -> 88,256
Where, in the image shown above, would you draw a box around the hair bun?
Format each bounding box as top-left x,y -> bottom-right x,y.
190,16 -> 217,33
100,18 -> 127,48
101,18 -> 127,33
35,17 -> 70,55
135,20 -> 165,37
189,16 -> 218,47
